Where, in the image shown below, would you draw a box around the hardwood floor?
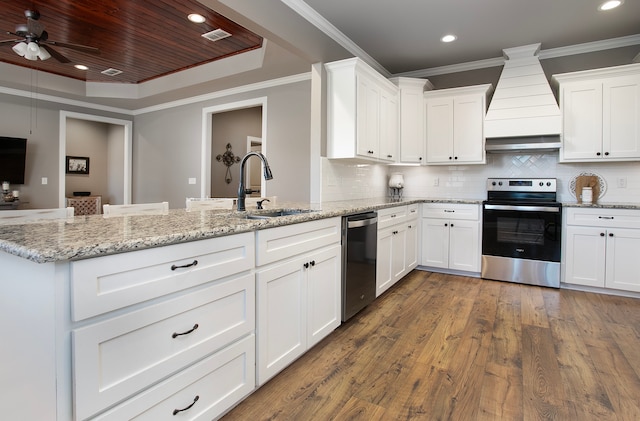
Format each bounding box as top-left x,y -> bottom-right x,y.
222,270 -> 640,420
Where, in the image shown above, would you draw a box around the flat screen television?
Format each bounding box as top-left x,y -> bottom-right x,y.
0,136 -> 27,185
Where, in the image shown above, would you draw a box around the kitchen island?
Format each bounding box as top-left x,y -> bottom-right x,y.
3,197 -> 463,421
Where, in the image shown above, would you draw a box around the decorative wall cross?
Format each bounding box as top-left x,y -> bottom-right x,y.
216,143 -> 241,184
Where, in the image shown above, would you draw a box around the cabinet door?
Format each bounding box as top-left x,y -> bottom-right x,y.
376,226 -> 394,296
307,245 -> 341,347
563,226 -> 606,287
357,74 -> 380,159
425,97 -> 454,163
605,228 -> 640,292
603,75 -> 640,159
379,87 -> 399,162
448,220 -> 480,272
421,218 -> 450,269
405,220 -> 419,271
453,94 -> 485,163
561,82 -> 603,161
399,88 -> 425,163
256,256 -> 307,385
391,224 -> 408,283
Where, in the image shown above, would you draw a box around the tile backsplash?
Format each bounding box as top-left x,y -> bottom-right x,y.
321,154 -> 640,203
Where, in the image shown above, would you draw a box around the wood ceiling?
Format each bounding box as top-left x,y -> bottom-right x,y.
0,0 -> 263,84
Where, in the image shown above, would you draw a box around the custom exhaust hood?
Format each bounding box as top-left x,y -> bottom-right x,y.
484,44 -> 562,153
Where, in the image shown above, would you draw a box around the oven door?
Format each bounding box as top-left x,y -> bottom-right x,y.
482,203 -> 562,262
482,203 -> 562,287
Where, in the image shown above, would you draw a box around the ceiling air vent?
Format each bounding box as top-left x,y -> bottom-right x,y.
201,29 -> 232,42
101,68 -> 123,76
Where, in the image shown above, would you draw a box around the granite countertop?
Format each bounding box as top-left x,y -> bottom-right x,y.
562,202 -> 640,209
3,197 -> 478,264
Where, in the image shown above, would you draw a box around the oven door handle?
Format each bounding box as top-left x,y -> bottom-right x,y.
484,204 -> 561,213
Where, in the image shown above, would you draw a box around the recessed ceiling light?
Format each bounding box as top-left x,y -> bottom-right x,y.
441,34 -> 457,43
188,13 -> 206,23
598,0 -> 623,10
74,64 -> 88,70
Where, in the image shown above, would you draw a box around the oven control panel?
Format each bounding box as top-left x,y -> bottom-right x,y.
487,178 -> 556,192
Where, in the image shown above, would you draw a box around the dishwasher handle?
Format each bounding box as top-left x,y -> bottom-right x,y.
347,215 -> 378,229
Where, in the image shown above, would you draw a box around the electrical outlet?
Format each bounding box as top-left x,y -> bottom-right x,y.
433,177 -> 439,187
41,177 -> 48,185
188,178 -> 196,185
617,177 -> 627,188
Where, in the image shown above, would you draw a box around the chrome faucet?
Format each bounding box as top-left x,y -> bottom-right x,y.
237,152 -> 273,211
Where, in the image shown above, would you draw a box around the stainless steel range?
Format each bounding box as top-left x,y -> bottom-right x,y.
481,178 -> 562,288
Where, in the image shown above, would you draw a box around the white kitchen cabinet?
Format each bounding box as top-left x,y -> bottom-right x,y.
554,64 -> 640,162
420,203 -> 480,273
564,207 -> 640,293
256,218 -> 342,385
424,84 -> 492,165
326,57 -> 399,163
376,204 -> 418,296
391,77 -> 434,164
0,232 -> 257,421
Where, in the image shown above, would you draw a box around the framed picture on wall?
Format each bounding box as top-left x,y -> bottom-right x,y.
66,156 -> 90,174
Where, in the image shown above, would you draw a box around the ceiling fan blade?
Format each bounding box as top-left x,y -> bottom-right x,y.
46,40 -> 100,55
41,44 -> 71,63
0,39 -> 21,44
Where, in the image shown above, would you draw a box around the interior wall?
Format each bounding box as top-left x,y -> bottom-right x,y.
65,118 -> 109,198
210,107 -> 262,198
132,78 -> 312,208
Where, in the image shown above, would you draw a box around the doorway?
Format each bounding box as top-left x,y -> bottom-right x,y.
200,97 -> 267,199
58,111 -> 132,208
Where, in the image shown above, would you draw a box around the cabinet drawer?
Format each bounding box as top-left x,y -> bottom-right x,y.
73,273 -> 255,421
71,233 -> 254,321
421,203 -> 479,220
256,217 -> 341,266
565,207 -> 640,229
406,204 -> 419,220
93,334 -> 255,421
377,205 -> 407,229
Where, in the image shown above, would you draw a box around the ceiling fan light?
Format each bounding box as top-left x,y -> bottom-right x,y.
24,42 -> 40,60
37,47 -> 51,61
12,42 -> 28,57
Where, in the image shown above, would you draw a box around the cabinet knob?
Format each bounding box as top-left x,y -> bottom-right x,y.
454,156 -> 458,160
419,157 -> 422,161
609,233 -> 614,237
600,233 -> 605,237
451,223 -> 454,227
596,152 -> 601,156
444,223 -> 448,227
604,152 -> 610,156
310,260 -> 316,266
304,262 -> 309,269
449,156 -> 453,160
387,154 -> 393,158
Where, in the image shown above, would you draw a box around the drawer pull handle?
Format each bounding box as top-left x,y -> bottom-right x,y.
173,395 -> 199,416
598,216 -> 614,220
172,324 -> 199,339
444,210 -> 455,213
171,260 -> 198,271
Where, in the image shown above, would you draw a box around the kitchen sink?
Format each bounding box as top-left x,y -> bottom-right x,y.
242,209 -> 316,220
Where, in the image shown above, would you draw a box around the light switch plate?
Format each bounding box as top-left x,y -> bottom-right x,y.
188,178 -> 196,185
41,177 -> 48,185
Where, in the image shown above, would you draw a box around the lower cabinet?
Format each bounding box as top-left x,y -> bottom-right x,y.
70,233 -> 257,420
255,218 -> 342,385
420,203 -> 480,273
376,204 -> 419,296
564,207 -> 640,292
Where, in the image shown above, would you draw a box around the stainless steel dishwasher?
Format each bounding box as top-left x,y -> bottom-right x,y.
342,211 -> 377,321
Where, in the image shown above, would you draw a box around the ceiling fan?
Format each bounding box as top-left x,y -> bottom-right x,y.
0,10 -> 100,63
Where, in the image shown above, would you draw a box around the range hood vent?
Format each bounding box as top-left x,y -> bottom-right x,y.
485,44 -> 561,139
485,135 -> 561,154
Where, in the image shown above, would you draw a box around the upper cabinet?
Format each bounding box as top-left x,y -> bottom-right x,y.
326,58 -> 399,163
553,64 -> 640,163
390,77 -> 434,164
423,84 -> 492,165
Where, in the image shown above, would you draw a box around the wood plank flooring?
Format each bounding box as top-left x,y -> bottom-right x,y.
222,270 -> 640,420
